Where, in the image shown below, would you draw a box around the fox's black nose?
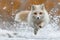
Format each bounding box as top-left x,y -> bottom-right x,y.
37,17 -> 39,19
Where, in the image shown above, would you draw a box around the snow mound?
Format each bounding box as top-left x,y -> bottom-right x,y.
0,22 -> 60,39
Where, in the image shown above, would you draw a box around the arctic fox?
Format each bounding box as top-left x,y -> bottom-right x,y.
27,4 -> 50,34
15,4 -> 50,35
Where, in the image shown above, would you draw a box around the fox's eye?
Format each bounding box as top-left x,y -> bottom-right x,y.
34,12 -> 37,15
39,12 -> 42,15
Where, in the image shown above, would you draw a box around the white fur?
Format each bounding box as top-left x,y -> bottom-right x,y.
27,4 -> 50,35
15,12 -> 21,22
15,11 -> 29,22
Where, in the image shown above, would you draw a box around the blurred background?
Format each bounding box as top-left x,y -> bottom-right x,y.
0,0 -> 60,30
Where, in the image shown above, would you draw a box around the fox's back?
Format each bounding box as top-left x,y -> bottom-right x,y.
15,11 -> 30,22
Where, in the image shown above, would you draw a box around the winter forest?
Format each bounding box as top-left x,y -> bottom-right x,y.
0,0 -> 60,40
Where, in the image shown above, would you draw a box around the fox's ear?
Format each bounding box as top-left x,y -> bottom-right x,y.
31,5 -> 35,10
41,4 -> 45,9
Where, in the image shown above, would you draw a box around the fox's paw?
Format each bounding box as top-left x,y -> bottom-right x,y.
34,29 -> 38,35
39,26 -> 42,28
34,31 -> 37,35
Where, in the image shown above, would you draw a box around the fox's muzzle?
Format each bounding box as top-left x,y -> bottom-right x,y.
37,17 -> 39,19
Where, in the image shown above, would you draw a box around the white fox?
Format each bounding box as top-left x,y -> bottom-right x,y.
15,4 -> 50,35
27,4 -> 50,34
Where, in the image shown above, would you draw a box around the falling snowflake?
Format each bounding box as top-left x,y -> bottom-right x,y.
3,6 -> 7,10
11,2 -> 14,5
58,2 -> 60,5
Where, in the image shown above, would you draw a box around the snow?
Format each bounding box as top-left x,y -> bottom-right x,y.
0,21 -> 60,40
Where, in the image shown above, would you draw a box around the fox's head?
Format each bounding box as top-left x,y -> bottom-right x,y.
31,4 -> 46,20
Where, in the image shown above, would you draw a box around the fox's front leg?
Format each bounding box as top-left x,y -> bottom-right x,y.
34,24 -> 38,35
39,22 -> 45,28
34,27 -> 38,35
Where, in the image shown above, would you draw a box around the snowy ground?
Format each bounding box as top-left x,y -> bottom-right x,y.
0,21 -> 60,40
